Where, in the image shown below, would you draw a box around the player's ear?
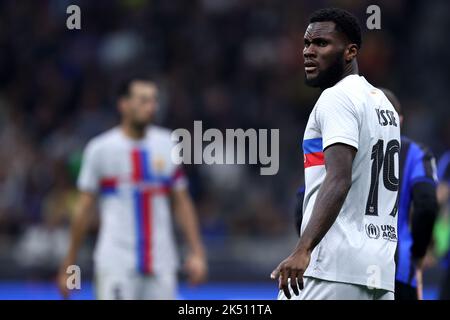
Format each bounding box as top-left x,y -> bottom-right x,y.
345,44 -> 358,62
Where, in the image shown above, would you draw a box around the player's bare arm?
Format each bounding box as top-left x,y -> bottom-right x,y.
57,191 -> 96,299
271,143 -> 356,299
171,188 -> 207,285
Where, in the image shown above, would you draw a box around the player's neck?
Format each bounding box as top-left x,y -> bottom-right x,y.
121,123 -> 147,140
341,60 -> 359,80
319,61 -> 359,90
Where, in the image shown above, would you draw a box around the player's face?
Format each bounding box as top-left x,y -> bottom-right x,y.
122,81 -> 158,127
303,21 -> 348,88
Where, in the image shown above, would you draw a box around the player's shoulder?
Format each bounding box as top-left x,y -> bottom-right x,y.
438,150 -> 450,178
315,77 -> 361,115
330,74 -> 364,91
439,150 -> 450,162
413,140 -> 432,156
318,75 -> 365,103
400,135 -> 413,149
403,136 -> 435,160
331,75 -> 380,99
85,126 -> 122,151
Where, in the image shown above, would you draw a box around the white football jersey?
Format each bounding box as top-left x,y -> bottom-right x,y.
301,75 -> 400,292
77,126 -> 187,275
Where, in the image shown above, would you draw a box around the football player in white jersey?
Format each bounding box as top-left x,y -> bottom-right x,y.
272,8 -> 400,300
57,76 -> 207,299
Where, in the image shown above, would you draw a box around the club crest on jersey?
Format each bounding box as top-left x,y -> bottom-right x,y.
153,157 -> 166,173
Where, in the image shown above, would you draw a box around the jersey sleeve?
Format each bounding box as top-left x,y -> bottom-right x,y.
77,140 -> 101,193
410,145 -> 438,187
315,88 -> 360,151
167,131 -> 189,191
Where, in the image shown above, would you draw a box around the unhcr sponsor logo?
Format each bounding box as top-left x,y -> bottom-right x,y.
365,223 -> 397,242
381,225 -> 397,242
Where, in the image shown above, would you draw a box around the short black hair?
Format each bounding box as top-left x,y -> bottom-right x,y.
117,75 -> 155,98
309,8 -> 362,49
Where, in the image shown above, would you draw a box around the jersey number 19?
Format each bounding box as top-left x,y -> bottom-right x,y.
365,139 -> 400,217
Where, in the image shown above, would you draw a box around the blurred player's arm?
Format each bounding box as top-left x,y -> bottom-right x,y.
171,188 -> 207,285
58,140 -> 99,298
58,191 -> 96,299
410,150 -> 439,299
437,153 -> 450,206
272,143 -> 355,299
411,182 -> 438,261
411,182 -> 438,300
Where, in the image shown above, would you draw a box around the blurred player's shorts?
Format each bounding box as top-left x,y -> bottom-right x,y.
95,268 -> 176,300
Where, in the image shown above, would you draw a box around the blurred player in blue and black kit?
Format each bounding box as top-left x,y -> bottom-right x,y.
294,88 -> 439,300
437,150 -> 450,299
380,88 -> 438,300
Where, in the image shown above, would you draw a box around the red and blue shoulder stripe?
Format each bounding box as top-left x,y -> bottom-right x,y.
303,138 -> 325,168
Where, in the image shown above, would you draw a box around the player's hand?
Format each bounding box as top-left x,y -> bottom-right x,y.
270,249 -> 311,299
184,252 -> 207,286
416,268 -> 424,300
57,261 -> 72,299
413,258 -> 425,300
422,250 -> 437,269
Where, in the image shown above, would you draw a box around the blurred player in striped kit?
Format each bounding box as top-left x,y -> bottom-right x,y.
57,76 -> 207,299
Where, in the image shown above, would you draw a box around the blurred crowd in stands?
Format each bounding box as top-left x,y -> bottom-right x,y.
0,0 -> 449,281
